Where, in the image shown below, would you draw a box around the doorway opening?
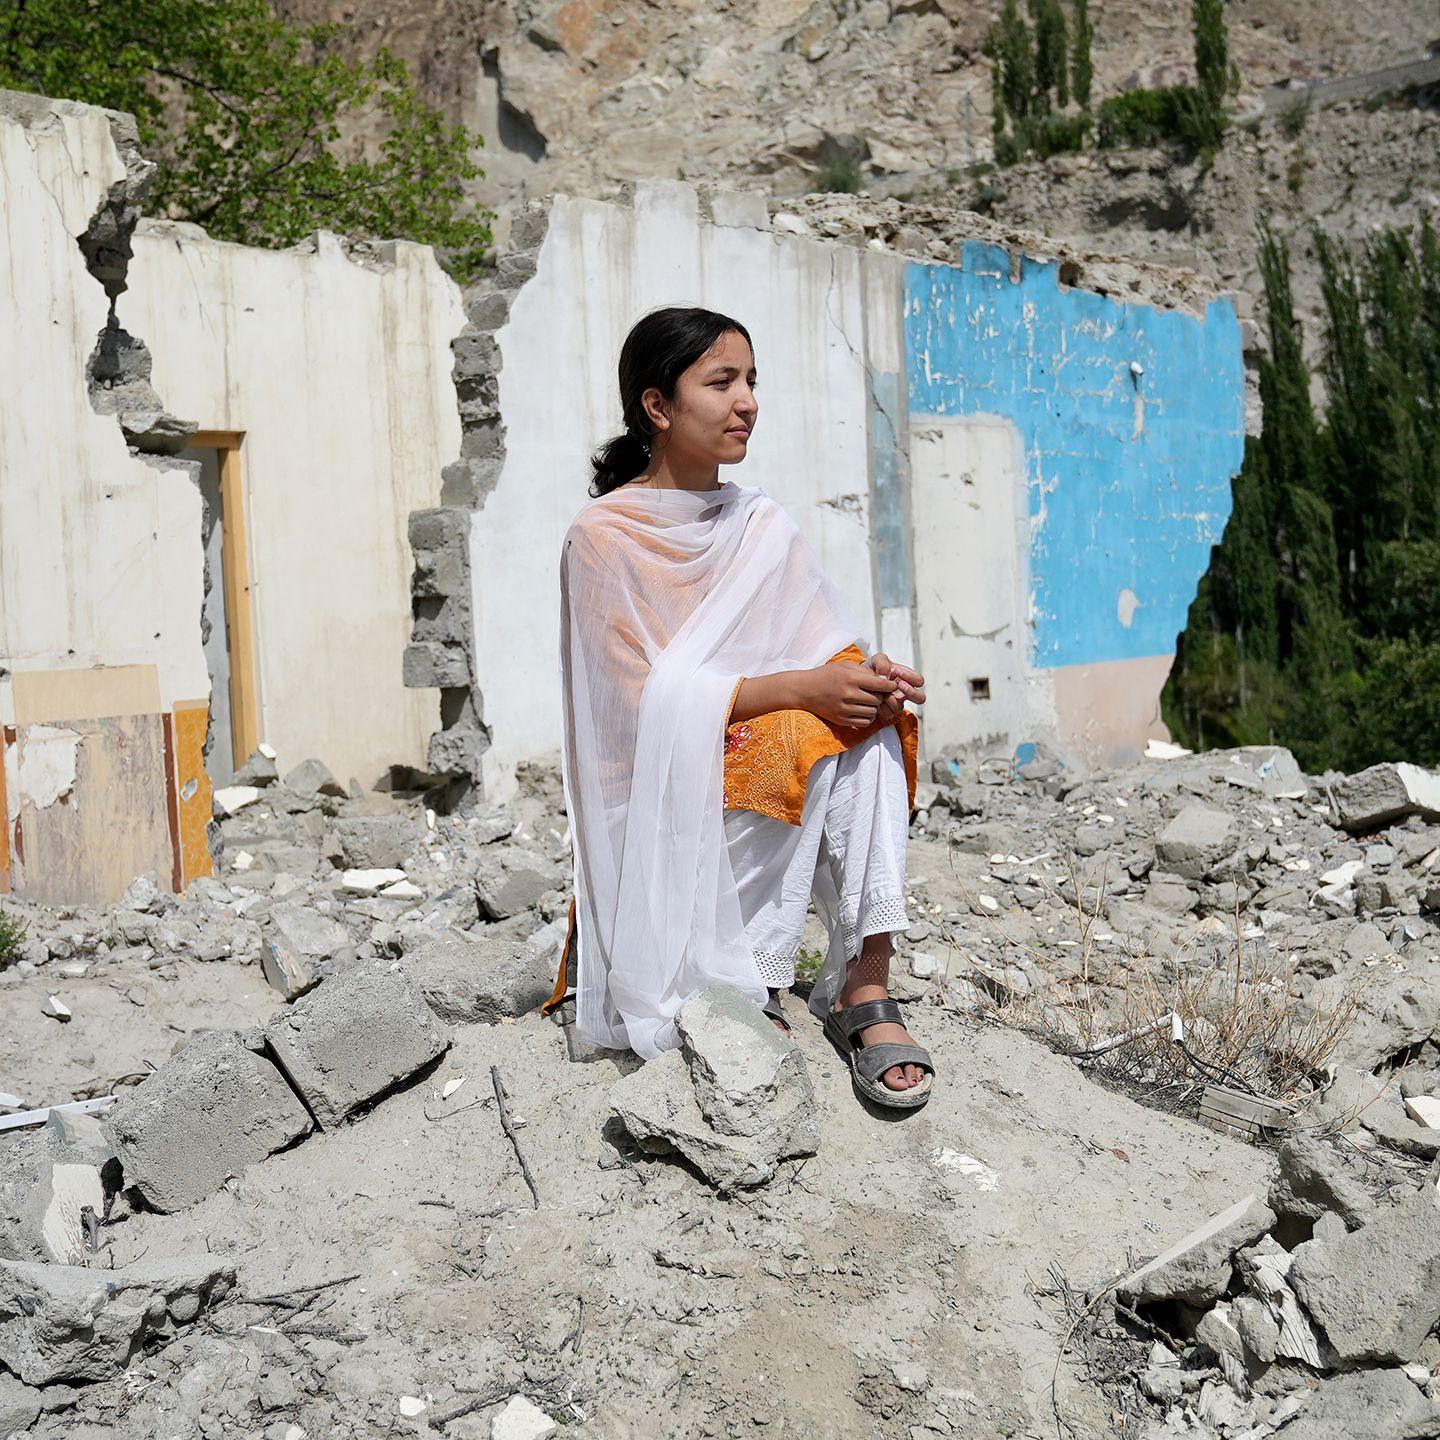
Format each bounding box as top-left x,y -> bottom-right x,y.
188,431 -> 258,785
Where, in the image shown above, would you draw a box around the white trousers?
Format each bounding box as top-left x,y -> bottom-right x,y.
723,725 -> 911,1019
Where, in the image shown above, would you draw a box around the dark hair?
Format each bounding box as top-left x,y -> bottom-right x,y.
589,305 -> 754,496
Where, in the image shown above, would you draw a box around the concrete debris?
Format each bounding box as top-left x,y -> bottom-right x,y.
213,784 -> 262,817
340,868 -> 407,895
0,1254 -> 234,1385
1283,1366 -> 1433,1440
609,986 -> 819,1193
0,1130 -> 106,1265
265,962 -> 451,1129
327,812 -> 418,870
1289,1185 -> 1440,1364
232,749 -> 279,787
1267,1133 -> 1376,1228
260,901 -> 351,999
1118,1195 -> 1276,1306
405,932 -> 554,1025
103,1029 -> 312,1212
473,847 -> 566,920
0,1370 -> 41,1436
1154,804 -> 1239,880
1336,763 -> 1440,832
282,759 -> 347,801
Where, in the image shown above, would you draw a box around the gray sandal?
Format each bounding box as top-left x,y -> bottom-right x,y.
823,998 -> 934,1109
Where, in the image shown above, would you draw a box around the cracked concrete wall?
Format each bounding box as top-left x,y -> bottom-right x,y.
0,91 -> 211,904
126,223 -> 465,787
433,177 -> 1246,795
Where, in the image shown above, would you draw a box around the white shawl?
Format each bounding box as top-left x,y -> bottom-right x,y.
559,480 -> 865,1058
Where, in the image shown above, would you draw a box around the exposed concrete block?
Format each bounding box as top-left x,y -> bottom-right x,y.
103,1030 -> 313,1212
1281,1366 -> 1431,1440
405,932 -> 554,1025
265,962 -> 451,1129
0,1254 -> 234,1385
232,748 -> 279,787
1290,1185 -> 1440,1363
1155,805 -> 1239,880
408,507 -> 470,552
1118,1196 -> 1276,1306
1337,763 -> 1440,831
327,814 -> 418,871
474,847 -> 566,920
411,592 -> 471,646
403,642 -> 471,689
412,541 -> 469,598
709,190 -> 770,230
261,901 -> 350,999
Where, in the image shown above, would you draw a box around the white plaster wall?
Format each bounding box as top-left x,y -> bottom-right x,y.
128,224 -> 466,783
909,415 -> 1055,755
0,97 -> 207,721
475,181 -> 880,797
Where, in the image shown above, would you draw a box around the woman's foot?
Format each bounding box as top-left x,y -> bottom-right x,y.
833,937 -> 924,1091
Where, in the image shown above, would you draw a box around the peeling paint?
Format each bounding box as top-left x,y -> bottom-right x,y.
18,725 -> 81,808
1116,588 -> 1140,628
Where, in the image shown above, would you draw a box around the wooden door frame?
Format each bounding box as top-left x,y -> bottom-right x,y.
190,431 -> 259,769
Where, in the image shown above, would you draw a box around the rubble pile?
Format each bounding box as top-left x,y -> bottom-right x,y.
1,741 -> 1440,1436
1113,1138 -> 1440,1439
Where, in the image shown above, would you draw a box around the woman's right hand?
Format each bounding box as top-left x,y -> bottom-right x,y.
798,661 -> 902,730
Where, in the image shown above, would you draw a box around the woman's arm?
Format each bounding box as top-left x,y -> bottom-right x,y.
729,662 -> 900,729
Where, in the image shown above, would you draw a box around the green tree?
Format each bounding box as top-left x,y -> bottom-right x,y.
1030,0 -> 1069,113
1191,0 -> 1231,150
0,0 -> 492,279
1070,0 -> 1094,112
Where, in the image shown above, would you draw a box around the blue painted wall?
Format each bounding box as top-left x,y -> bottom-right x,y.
903,244 -> 1245,669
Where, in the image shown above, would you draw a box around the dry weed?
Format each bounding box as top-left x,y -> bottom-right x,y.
941,845 -> 1368,1112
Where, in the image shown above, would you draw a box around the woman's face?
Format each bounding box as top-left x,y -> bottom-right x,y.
645,329 -> 758,466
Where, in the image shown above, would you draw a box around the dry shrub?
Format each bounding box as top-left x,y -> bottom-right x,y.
943,848 -> 1368,1110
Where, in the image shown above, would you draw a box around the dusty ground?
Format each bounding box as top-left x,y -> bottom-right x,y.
2,832 -> 1278,1440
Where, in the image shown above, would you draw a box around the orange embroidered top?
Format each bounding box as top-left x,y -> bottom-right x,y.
721,644 -> 919,826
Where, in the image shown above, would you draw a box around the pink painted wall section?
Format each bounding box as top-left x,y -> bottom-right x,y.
1048,654 -> 1178,769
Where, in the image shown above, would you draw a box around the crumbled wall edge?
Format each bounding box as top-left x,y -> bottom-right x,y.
404,197 -> 555,808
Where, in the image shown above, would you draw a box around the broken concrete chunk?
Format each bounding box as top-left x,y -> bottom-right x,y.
1118,1195 -> 1276,1307
491,1394 -> 558,1439
103,1030 -> 312,1212
0,1370 -> 41,1435
232,748 -> 279,787
0,1254 -> 234,1385
1154,805 -> 1238,880
341,867 -> 407,895
1362,1098 -> 1440,1159
265,962 -> 451,1129
471,802 -> 517,845
405,932 -> 554,1025
1289,1184 -> 1440,1364
213,784 -> 262,817
474,847 -> 566,920
260,901 -> 350,1000
675,985 -> 818,1141
1281,1366 -> 1431,1440
0,1132 -> 104,1265
283,758 -> 347,801
608,987 -> 818,1194
327,813 -> 418,870
1236,1235 -> 1324,1368
1336,762 -> 1440,832
1232,1294 -> 1279,1365
1267,1134 -> 1375,1229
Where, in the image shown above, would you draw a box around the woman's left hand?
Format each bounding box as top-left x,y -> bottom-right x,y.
867,652 -> 926,721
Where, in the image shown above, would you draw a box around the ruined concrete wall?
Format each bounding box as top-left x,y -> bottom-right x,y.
0,92 -> 211,905
126,224 -> 465,787
431,178 -> 1246,794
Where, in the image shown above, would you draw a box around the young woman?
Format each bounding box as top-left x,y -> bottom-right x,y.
556,305 -> 935,1108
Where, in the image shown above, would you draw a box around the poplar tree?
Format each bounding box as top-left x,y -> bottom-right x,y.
1070,0 -> 1094,112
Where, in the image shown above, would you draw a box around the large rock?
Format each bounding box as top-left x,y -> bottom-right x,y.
0,1255 -> 234,1385
1289,1184 -> 1440,1363
1307,970 -> 1440,1071
1267,1134 -> 1375,1228
104,1029 -> 313,1212
1154,805 -> 1239,880
609,987 -> 819,1193
473,847 -> 566,920
1282,1367 -> 1432,1440
0,1131 -> 106,1265
1118,1196 -> 1276,1307
1336,763 -> 1440,831
405,932 -> 554,1025
265,962 -> 451,1129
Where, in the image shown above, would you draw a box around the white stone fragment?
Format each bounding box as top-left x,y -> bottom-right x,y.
381,880 -> 424,901
398,1395 -> 426,1418
1405,1096 -> 1440,1130
1145,739 -> 1192,759
931,1148 -> 999,1191
41,995 -> 71,1022
257,742 -> 277,759
492,1394 -> 558,1439
214,785 -> 261,816
341,868 -> 407,895
442,1076 -> 466,1100
232,850 -> 254,872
